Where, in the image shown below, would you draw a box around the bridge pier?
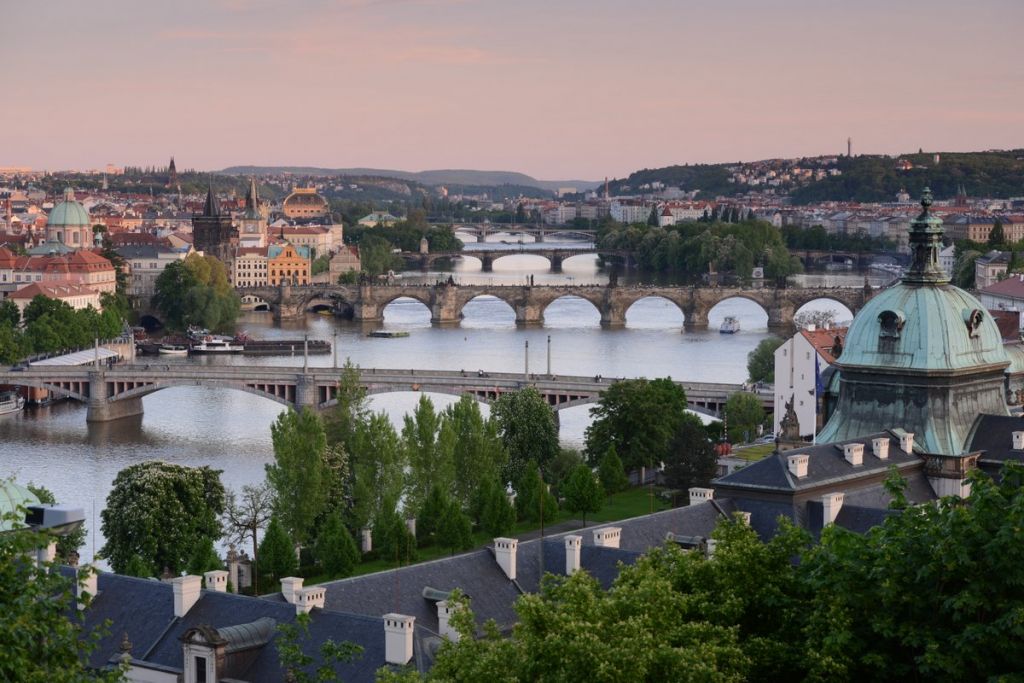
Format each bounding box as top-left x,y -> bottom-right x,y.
86,371 -> 144,422
480,255 -> 494,272
515,304 -> 544,326
549,254 -> 563,273
767,306 -> 796,335
600,303 -> 626,327
683,306 -> 709,331
296,375 -> 318,412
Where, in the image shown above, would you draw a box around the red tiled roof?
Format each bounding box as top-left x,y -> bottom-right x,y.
980,274 -> 1024,300
10,282 -> 98,300
800,326 -> 849,364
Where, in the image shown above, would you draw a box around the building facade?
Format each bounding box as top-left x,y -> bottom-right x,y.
267,243 -> 310,286
773,326 -> 848,438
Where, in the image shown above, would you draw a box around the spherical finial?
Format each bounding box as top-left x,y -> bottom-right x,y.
921,187 -> 933,210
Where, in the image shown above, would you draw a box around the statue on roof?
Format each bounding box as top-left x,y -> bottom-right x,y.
779,394 -> 801,443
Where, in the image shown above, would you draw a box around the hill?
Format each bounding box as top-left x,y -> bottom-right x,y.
220,166 -> 599,192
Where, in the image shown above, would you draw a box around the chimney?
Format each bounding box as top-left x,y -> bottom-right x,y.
437,601 -> 459,641
872,437 -> 890,460
564,535 -> 582,575
172,576 -> 202,617
227,546 -> 239,592
280,576 -> 303,605
405,518 -> 417,538
688,487 -> 714,506
843,443 -> 864,466
704,538 -> 717,558
737,511 -> 752,526
296,586 -> 325,614
1013,431 -> 1024,450
822,492 -> 845,526
37,540 -> 56,571
361,527 -> 372,554
76,566 -> 98,611
383,614 -> 415,665
493,538 -> 518,580
900,432 -> 915,454
787,453 -> 809,478
204,570 -> 228,593
592,527 -> 621,549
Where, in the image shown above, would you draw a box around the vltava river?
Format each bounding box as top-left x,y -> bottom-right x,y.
0,246 -> 888,564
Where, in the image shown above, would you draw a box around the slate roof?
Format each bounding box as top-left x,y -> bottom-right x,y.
966,414 -> 1024,467
68,572 -> 422,683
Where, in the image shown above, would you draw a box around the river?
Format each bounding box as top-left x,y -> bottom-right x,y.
0,240 -> 892,564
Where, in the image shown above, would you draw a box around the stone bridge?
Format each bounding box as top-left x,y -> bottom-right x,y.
238,282 -> 873,332
398,247 -> 630,272
451,223 -> 597,242
0,364 -> 767,422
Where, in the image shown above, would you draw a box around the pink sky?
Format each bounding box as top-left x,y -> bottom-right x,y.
3,0 -> 1021,179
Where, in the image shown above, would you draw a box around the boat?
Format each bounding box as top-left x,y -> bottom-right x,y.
720,316 -> 741,334
190,336 -> 244,354
159,343 -> 189,355
0,391 -> 25,416
368,331 -> 410,339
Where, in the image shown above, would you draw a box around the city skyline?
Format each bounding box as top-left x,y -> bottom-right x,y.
3,0 -> 1023,178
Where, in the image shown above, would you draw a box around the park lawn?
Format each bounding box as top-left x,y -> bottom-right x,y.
300,485 -> 670,587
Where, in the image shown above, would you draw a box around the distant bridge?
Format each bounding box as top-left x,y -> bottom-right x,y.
450,223 -> 597,242
0,364 -> 770,423
398,246 -> 630,272
236,282 -> 873,331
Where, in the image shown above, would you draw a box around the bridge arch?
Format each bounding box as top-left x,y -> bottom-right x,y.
792,296 -> 855,325
4,380 -> 89,403
458,294 -> 517,327
488,252 -> 553,271
623,295 -> 686,327
706,295 -> 770,329
111,381 -> 295,408
541,293 -> 603,327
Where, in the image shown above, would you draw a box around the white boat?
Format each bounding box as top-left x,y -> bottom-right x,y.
159,344 -> 189,355
0,392 -> 25,416
720,316 -> 741,334
190,336 -> 244,354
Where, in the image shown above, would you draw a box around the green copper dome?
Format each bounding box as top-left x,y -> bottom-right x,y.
48,187 -> 90,227
0,480 -> 40,532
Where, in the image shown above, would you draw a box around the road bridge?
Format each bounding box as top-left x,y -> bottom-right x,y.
398,247 -> 631,272
237,282 -> 873,332
451,223 -> 597,242
0,364 -> 769,423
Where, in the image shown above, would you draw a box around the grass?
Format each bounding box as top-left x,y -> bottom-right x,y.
297,486 -> 671,588
732,443 -> 775,462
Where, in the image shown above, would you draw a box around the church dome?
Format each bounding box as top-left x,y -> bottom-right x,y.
48,187 -> 91,228
0,480 -> 40,532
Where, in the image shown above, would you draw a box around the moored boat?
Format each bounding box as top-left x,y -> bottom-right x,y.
0,391 -> 25,416
720,316 -> 741,334
159,343 -> 189,355
189,336 -> 244,354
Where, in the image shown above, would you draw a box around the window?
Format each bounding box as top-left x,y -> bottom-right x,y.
194,655 -> 207,683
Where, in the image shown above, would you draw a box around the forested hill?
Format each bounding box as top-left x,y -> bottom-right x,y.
608,150 -> 1024,203
788,151 -> 1024,204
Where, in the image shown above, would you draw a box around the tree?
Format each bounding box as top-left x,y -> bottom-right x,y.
663,413 -> 719,493
221,483 -> 273,593
437,501 -> 473,556
793,308 -> 837,329
315,512 -> 359,578
515,468 -> 558,524
0,298 -> 19,328
266,408 -> 328,548
444,395 -> 506,510
746,337 -> 783,383
275,612 -> 363,683
100,461 -> 225,575
151,253 -> 240,331
561,464 -> 604,527
492,388 -> 560,483
988,218 -> 1005,248
548,448 -> 584,498
417,485 -> 448,546
953,247 -> 981,288
0,504 -> 125,683
584,378 -> 689,472
350,412 -> 406,529
323,359 -> 370,456
478,476 -> 515,537
375,505 -> 417,564
597,446 -> 629,497
725,392 -> 765,444
27,483 -> 86,564
187,537 -> 223,577
647,206 -> 659,226
259,516 -> 297,581
402,395 -> 455,513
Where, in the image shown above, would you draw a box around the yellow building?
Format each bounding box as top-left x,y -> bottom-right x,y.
267,243 -> 310,286
281,188 -> 329,220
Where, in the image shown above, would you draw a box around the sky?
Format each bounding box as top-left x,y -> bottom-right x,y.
2,0 -> 1022,180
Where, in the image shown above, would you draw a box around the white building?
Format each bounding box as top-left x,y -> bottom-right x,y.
979,275 -> 1024,329
610,200 -> 653,224
114,245 -> 190,304
938,244 -> 957,279
773,326 -> 848,438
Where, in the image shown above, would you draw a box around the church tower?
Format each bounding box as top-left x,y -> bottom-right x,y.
238,178 -> 267,248
166,157 -> 178,188
192,180 -> 236,265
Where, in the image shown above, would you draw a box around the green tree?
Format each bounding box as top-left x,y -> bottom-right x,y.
375,505 -> 417,564
151,253 -> 240,331
27,483 -> 86,563
0,323 -> 22,364
988,218 -> 1005,248
746,337 -> 783,383
275,612 -> 363,683
585,378 -> 689,472
100,461 -> 225,575
547,448 -> 584,498
0,298 -> 19,327
492,388 -> 560,482
724,392 -> 765,444
437,501 -> 473,556
417,486 -> 448,546
597,446 -> 629,497
953,247 -> 981,288
478,476 -> 515,537
0,504 -> 125,683
403,395 -> 455,513
266,408 -> 328,548
350,412 -> 406,529
663,413 -> 719,493
259,516 -> 297,581
515,468 -> 558,524
561,464 -> 604,527
315,512 -> 359,578
323,359 -> 370,456
187,537 -> 222,577
444,395 -> 506,509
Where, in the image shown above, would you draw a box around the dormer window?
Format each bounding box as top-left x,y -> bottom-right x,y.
878,310 -> 905,339
964,308 -> 984,338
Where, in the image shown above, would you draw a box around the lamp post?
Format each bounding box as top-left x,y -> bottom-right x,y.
524,339 -> 529,379
332,329 -> 338,370
546,335 -> 551,377
303,333 -> 308,372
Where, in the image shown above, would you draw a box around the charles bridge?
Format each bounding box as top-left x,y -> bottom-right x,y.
398,246 -> 630,272
0,364 -> 770,423
237,282 -> 873,332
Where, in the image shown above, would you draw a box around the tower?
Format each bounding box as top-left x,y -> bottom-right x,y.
166,157 -> 178,188
238,177 -> 267,248
847,137 -> 852,157
192,180 -> 236,264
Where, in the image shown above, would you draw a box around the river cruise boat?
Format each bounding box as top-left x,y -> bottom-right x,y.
190,336 -> 244,354
0,391 -> 25,416
159,343 -> 189,355
720,316 -> 741,334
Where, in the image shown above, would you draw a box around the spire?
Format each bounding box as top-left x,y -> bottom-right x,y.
243,177 -> 260,219
203,178 -> 220,217
902,187 -> 948,285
